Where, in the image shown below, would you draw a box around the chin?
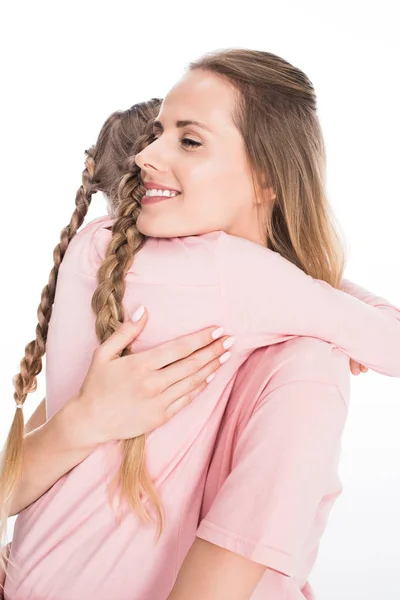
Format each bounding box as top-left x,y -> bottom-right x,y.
136,213 -> 215,239
135,216 -> 177,238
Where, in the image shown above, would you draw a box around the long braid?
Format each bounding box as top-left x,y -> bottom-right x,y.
91,119 -> 166,541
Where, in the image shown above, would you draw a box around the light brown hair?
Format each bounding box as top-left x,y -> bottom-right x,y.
0,48 -> 347,579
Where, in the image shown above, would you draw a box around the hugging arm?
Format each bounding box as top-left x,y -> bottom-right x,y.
339,278 -> 400,321
218,234 -> 400,377
9,397 -> 97,517
24,398 -> 47,434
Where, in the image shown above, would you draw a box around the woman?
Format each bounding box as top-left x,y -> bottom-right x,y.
1,49 -> 398,599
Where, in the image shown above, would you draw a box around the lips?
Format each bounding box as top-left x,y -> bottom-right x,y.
141,191 -> 181,206
143,181 -> 181,193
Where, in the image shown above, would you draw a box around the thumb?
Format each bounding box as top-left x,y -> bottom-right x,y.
102,305 -> 147,359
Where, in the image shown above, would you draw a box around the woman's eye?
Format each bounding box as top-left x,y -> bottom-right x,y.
150,133 -> 201,149
179,138 -> 202,149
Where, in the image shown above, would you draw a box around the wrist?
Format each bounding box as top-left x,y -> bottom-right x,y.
55,395 -> 101,452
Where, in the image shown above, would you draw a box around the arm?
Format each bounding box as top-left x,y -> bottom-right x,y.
218,233 -> 400,377
24,398 -> 47,435
9,396 -> 98,517
340,278 -> 400,371
167,538 -> 267,600
9,218 -> 114,516
340,278 -> 400,321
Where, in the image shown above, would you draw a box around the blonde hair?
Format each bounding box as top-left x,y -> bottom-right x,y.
0,48 -> 347,580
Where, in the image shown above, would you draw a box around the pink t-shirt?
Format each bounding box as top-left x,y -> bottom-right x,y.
5,215 -> 400,599
197,338 -> 349,600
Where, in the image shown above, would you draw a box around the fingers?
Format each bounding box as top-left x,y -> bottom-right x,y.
159,334 -> 234,391
94,306 -> 148,361
349,358 -> 369,375
159,338 -> 234,410
142,326 -> 226,371
163,380 -> 210,421
350,360 -> 360,375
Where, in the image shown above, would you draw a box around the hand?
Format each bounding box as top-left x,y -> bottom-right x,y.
76,307 -> 233,445
349,358 -> 369,376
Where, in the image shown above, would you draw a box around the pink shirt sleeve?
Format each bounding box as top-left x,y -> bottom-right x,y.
340,277 -> 400,320
217,232 -> 400,377
196,379 -> 348,576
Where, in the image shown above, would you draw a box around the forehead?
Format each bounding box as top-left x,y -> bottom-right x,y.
158,70 -> 238,131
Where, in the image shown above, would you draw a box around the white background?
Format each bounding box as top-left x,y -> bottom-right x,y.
0,1 -> 399,598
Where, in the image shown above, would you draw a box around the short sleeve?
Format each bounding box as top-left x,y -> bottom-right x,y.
196,380 -> 348,577
216,232 -> 400,376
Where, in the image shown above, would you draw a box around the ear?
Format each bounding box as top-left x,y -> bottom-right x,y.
255,185 -> 276,205
259,173 -> 276,200
263,185 -> 276,201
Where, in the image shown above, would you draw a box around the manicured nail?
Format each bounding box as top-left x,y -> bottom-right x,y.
212,327 -> 224,340
219,351 -> 231,364
132,305 -> 145,322
206,373 -> 216,384
223,336 -> 236,350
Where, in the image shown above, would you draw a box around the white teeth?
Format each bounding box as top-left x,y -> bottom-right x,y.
145,189 -> 179,197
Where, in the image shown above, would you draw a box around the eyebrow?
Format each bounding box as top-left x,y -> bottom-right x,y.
152,119 -> 212,133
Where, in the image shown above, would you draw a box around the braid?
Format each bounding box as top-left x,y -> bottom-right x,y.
91,119 -> 166,539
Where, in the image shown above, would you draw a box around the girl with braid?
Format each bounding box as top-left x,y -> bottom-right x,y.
1,49 -> 400,599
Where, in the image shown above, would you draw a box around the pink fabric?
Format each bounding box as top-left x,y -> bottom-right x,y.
197,341 -> 349,599
5,215 -> 400,599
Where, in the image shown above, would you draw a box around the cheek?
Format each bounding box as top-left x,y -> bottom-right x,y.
183,161 -> 227,204
207,157 -> 254,208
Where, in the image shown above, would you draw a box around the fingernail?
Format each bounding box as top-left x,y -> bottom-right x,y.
223,336 -> 236,350
219,351 -> 231,364
132,305 -> 145,322
206,373 -> 216,384
212,327 -> 224,340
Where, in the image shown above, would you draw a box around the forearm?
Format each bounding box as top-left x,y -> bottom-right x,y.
24,397 -> 46,435
9,397 -> 98,517
340,278 -> 400,321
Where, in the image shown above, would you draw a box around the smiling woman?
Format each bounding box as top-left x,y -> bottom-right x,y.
1,48 -> 399,600
135,68 -> 274,243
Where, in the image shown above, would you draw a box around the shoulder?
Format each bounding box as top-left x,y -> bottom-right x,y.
215,232 -> 302,288
60,214 -> 113,276
216,231 -> 281,261
229,337 -> 350,442
62,223 -> 222,284
261,337 -> 350,408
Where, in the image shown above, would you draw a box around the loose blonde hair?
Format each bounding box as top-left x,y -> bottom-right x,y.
0,48 -> 347,579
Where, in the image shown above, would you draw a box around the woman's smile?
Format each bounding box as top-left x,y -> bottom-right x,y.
141,182 -> 182,205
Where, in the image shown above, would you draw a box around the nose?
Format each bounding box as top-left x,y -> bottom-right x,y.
135,138 -> 166,174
